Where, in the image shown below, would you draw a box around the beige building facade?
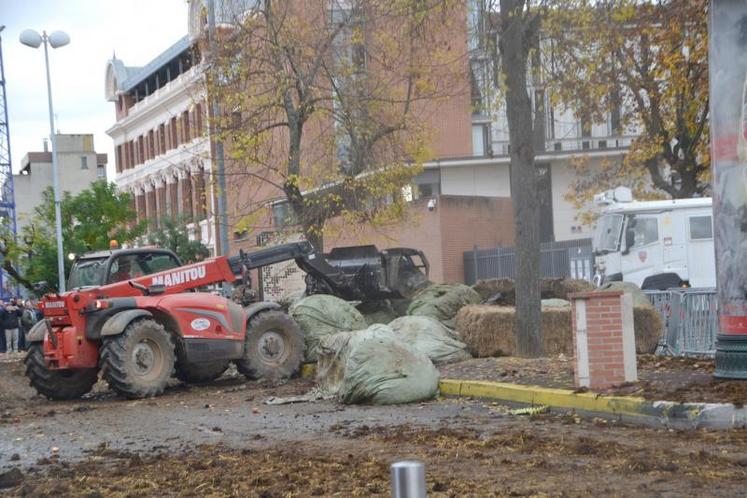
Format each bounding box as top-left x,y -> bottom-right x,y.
14,134 -> 107,229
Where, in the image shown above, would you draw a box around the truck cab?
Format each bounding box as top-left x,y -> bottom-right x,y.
592,187 -> 716,290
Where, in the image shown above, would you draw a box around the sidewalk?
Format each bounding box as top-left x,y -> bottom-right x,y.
438,355 -> 747,429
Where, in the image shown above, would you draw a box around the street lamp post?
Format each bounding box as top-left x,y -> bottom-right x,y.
19,29 -> 70,293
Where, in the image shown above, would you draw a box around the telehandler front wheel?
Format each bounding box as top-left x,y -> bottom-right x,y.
25,344 -> 98,400
100,319 -> 175,399
236,310 -> 304,381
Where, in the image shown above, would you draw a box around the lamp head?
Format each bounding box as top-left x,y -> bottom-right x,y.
19,29 -> 42,48
48,31 -> 70,49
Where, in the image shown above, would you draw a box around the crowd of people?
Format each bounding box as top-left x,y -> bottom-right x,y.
0,298 -> 42,354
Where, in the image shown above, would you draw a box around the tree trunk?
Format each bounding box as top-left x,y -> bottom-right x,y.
500,0 -> 542,357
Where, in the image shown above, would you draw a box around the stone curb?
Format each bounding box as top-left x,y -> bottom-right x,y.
440,379 -> 747,429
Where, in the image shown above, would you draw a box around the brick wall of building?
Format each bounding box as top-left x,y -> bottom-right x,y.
437,195 -> 514,283
326,195 -> 514,283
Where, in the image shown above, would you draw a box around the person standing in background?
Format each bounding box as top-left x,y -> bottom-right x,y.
1,299 -> 23,353
0,301 -> 6,353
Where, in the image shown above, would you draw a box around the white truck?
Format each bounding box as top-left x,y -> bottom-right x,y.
592,187 -> 716,290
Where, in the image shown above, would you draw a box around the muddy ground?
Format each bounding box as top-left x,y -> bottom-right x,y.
2,355 -> 747,496
440,354 -> 747,405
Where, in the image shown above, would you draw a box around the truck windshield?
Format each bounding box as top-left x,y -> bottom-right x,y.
593,214 -> 624,254
68,258 -> 107,289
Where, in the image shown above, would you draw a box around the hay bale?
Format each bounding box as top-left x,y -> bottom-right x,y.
472,278 -> 594,305
542,278 -> 595,300
456,305 -> 572,357
541,298 -> 570,309
457,303 -> 663,358
472,278 -> 515,303
634,306 -> 663,353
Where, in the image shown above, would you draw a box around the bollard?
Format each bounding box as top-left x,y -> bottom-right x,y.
391,460 -> 426,498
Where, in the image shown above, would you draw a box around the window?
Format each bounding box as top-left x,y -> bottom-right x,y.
628,216 -> 658,247
108,253 -> 180,284
593,214 -> 623,253
97,165 -> 106,179
80,156 -> 88,169
689,215 -> 713,240
472,124 -> 490,157
272,202 -> 297,228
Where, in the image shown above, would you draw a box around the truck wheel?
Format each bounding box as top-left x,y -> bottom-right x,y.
100,319 -> 175,399
236,310 -> 304,381
175,361 -> 229,384
642,273 -> 683,291
25,344 -> 98,400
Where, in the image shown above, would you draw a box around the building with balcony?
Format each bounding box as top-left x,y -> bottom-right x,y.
105,31 -> 215,252
14,134 -> 107,230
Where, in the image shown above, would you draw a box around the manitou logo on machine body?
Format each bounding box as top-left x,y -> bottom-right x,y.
151,265 -> 207,287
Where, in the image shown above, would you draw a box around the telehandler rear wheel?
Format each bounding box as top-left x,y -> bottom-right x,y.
175,361 -> 229,384
236,310 -> 304,381
100,319 -> 175,399
25,344 -> 98,400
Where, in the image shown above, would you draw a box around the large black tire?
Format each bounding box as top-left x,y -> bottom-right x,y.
236,310 -> 304,381
175,361 -> 229,384
641,273 -> 683,291
100,319 -> 175,399
25,344 -> 98,400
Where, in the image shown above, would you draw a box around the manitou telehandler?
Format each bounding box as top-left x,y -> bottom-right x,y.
25,242 -> 316,400
25,241 -> 430,401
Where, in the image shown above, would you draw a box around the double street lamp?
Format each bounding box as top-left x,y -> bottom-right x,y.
19,29 -> 70,293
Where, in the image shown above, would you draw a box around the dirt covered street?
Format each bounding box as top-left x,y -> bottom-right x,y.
2,356 -> 747,497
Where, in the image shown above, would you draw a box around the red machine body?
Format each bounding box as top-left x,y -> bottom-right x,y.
38,257 -> 241,370
26,242 -> 313,399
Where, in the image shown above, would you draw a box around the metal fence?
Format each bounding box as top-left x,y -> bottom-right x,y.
645,288 -> 718,357
464,238 -> 593,285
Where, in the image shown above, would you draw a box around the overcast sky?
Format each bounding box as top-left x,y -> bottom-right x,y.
1,0 -> 189,178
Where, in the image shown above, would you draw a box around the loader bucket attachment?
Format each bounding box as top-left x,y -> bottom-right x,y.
298,245 -> 430,301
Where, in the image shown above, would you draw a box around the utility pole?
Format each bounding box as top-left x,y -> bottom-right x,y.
206,0 -> 230,262
709,0 -> 747,378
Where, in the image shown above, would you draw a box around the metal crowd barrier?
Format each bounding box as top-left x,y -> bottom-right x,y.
646,288 -> 718,357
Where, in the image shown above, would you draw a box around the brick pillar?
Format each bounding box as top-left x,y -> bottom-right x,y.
180,172 -> 193,223
569,290 -> 637,390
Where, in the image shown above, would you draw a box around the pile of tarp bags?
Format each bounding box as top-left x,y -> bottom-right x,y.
289,283 -> 479,405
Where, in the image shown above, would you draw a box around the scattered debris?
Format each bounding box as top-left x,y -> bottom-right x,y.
0,468 -> 23,489
508,405 -> 550,416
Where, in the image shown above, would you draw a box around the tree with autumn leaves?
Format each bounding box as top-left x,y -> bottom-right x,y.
207,0 -> 465,250
544,0 -> 709,214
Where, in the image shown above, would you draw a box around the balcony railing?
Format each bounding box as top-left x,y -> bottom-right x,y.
490,135 -> 636,157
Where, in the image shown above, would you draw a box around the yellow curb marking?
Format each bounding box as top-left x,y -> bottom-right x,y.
440,379 -> 648,417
